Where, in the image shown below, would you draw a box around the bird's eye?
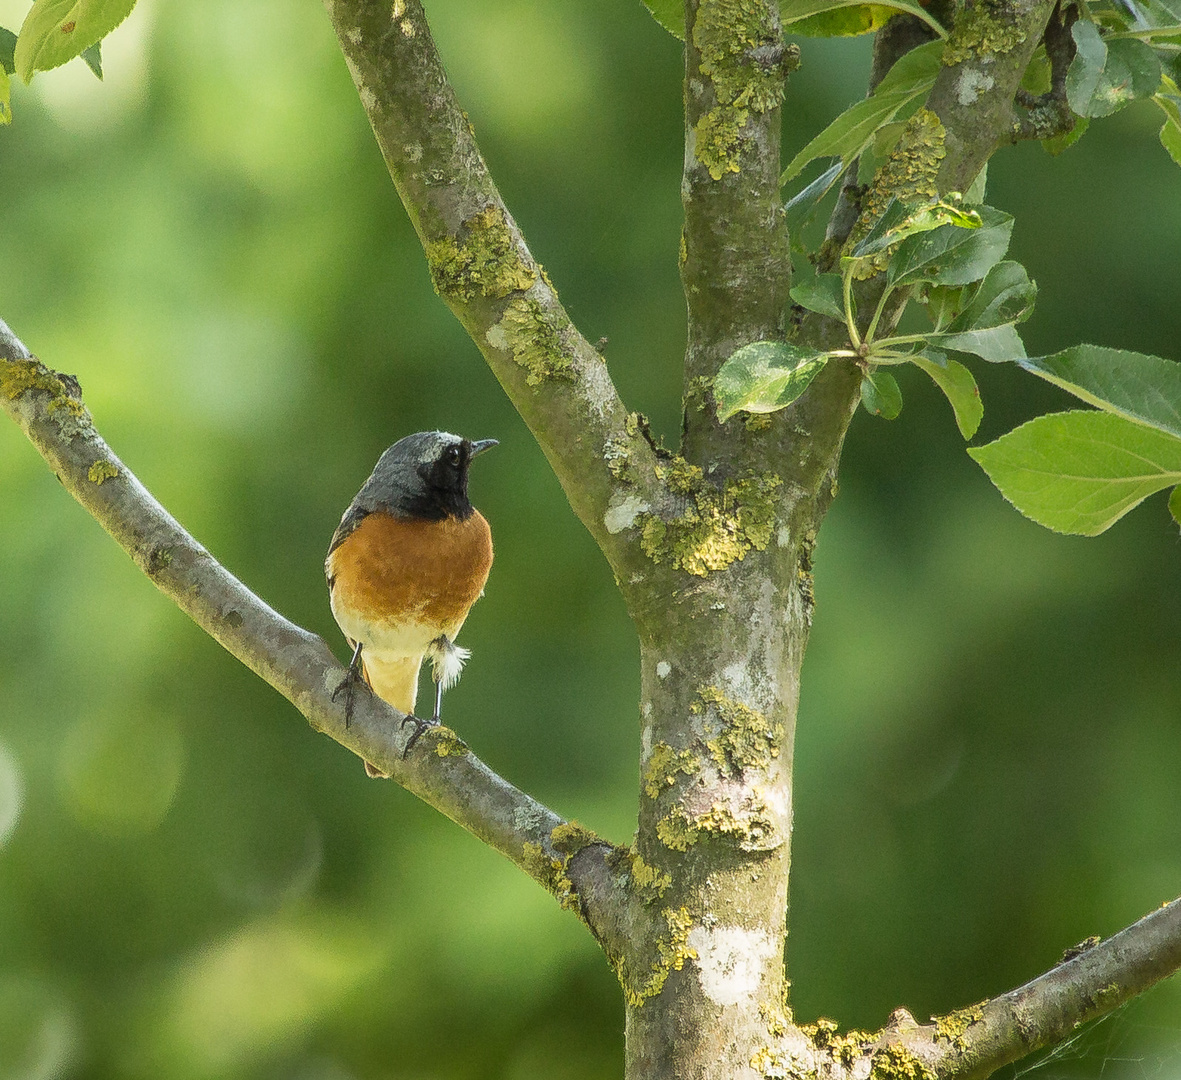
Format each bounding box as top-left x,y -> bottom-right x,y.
447,446 -> 461,467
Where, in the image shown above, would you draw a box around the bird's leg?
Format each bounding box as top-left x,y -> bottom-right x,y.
331,641 -> 365,727
400,712 -> 437,757
433,672 -> 445,723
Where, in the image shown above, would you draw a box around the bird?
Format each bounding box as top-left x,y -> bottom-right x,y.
325,431 -> 496,775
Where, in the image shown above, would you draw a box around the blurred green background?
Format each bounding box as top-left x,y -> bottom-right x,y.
1,0 -> 1180,1076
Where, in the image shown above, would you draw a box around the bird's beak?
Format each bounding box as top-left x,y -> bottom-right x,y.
469,439 -> 498,457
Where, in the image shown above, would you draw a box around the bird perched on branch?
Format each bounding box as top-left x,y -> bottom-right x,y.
326,431 -> 496,775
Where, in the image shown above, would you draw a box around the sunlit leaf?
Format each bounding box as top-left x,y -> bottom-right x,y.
784,161 -> 844,233
642,0 -> 683,40
715,341 -> 831,421
1065,20 -> 1161,117
887,206 -> 1013,287
969,410 -> 1181,535
782,0 -> 946,37
861,369 -> 902,418
853,196 -> 981,258
790,270 -> 845,319
786,5 -> 894,36
14,0 -> 136,81
911,351 -> 983,439
1016,344 -> 1181,440
0,68 -> 9,125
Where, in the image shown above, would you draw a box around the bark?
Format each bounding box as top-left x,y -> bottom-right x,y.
5,1 -> 1181,1078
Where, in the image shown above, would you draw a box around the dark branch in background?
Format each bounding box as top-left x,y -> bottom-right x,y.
319,0 -> 664,589
0,321 -> 632,962
1013,2 -> 1079,141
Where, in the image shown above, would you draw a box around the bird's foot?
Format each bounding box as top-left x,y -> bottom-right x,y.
400,712 -> 440,758
332,642 -> 366,727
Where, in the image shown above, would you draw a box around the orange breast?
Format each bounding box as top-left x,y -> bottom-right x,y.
328,510 -> 493,637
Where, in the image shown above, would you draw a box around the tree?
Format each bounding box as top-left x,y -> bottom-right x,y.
1,0 -> 1180,1077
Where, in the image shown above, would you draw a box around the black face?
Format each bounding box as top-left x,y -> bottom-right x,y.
415,440 -> 475,520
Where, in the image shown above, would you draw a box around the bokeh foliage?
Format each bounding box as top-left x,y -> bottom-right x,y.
0,0 -> 1179,1077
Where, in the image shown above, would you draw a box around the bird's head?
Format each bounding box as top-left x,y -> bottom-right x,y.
367,430 -> 497,520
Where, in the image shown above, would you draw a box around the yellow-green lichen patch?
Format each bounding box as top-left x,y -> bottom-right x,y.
695,685 -> 784,774
486,295 -> 573,387
550,820 -> 603,856
656,792 -> 777,852
87,460 -> 119,485
425,206 -> 536,303
943,1 -> 1027,66
690,0 -> 788,179
871,1043 -> 935,1080
521,841 -> 579,913
850,109 -> 948,276
683,374 -> 713,416
760,997 -> 792,1038
604,438 -> 634,482
642,742 -> 699,798
1,358 -> 86,419
641,462 -> 782,577
430,725 -> 468,758
933,1002 -> 985,1050
618,905 -> 697,1007
629,852 -> 672,902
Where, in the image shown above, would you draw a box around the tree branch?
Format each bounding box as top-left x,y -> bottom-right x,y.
0,319 -> 633,960
319,0 -> 663,585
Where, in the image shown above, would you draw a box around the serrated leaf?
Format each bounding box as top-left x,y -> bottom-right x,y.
790,271 -> 846,319
14,0 -> 136,81
784,161 -> 844,233
642,0 -> 683,39
0,68 -> 9,124
81,39 -> 100,78
1154,93 -> 1181,165
912,351 -> 983,438
1066,21 -> 1161,117
1016,344 -> 1181,440
1170,485 -> 1181,528
969,410 -> 1181,535
861,369 -> 902,418
1042,115 -> 1090,155
782,0 -> 946,36
0,27 -> 16,75
887,206 -> 1014,287
932,260 -> 1035,361
715,341 -> 831,421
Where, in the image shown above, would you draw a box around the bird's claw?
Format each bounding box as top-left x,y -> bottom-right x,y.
400,713 -> 439,758
332,665 -> 366,728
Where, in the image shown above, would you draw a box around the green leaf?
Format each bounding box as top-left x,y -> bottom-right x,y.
0,67 -> 9,125
81,39 -> 100,79
782,0 -> 946,37
861,369 -> 902,419
14,0 -> 136,82
1154,93 -> 1181,165
1041,115 -> 1090,156
1065,21 -> 1162,117
1170,485 -> 1181,528
853,196 -> 982,258
786,4 -> 895,36
969,410 -> 1181,535
963,162 -> 988,204
784,161 -> 844,233
642,0 -> 683,39
790,270 -> 845,319
715,341 -> 831,421
911,351 -> 983,438
781,41 -> 942,182
925,284 -> 968,328
1016,344 -> 1181,440
887,206 -> 1014,287
0,27 -> 16,75
782,90 -> 916,182
933,260 -> 1036,361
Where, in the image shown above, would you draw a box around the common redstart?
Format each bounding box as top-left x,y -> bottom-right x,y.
326,431 -> 496,774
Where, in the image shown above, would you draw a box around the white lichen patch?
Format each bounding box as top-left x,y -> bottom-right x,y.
577,352 -> 615,420
656,661 -> 671,679
776,524 -> 791,548
604,492 -> 650,535
687,924 -> 777,1007
512,804 -> 549,834
404,142 -> 423,163
957,68 -> 995,105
